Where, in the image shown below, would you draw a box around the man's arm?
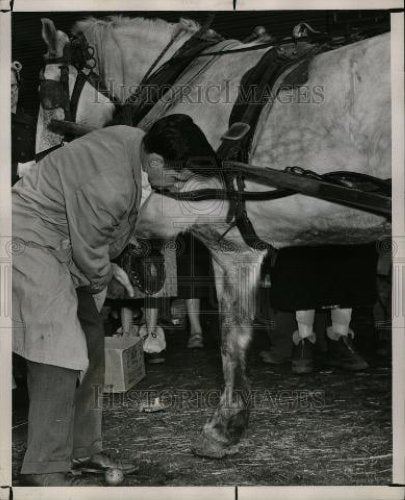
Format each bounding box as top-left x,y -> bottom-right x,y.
67,174 -> 133,292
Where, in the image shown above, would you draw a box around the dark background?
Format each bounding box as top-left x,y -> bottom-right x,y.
12,10 -> 390,115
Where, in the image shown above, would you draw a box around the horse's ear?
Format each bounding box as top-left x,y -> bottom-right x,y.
41,18 -> 57,51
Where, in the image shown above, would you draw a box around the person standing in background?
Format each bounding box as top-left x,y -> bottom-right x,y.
11,61 -> 36,186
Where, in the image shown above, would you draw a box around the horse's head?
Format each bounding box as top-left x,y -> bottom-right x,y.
36,18 -> 69,153
36,18 -> 115,154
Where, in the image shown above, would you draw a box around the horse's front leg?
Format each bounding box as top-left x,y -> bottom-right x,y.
193,248 -> 265,458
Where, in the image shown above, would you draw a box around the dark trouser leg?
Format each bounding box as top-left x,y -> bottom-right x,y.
314,310 -> 328,353
72,288 -> 105,459
21,361 -> 78,474
267,310 -> 295,360
351,306 -> 378,355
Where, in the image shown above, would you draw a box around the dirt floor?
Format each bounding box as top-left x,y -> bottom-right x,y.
12,314 -> 392,487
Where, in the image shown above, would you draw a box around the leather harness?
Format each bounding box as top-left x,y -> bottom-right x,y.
38,27 -> 391,252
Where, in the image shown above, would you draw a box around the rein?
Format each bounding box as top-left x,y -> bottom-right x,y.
156,164 -> 391,220
141,29 -> 184,84
142,13 -> 217,84
165,40 -> 275,58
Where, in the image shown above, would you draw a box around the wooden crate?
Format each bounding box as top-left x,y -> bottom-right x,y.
104,335 -> 145,393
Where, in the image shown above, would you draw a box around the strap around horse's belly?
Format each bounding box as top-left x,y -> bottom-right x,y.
215,44 -> 322,251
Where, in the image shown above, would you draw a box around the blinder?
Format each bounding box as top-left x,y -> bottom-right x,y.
39,62 -> 72,123
39,77 -> 66,110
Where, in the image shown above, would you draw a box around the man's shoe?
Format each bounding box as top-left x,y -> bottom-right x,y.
187,333 -> 203,349
72,453 -> 137,474
146,352 -> 166,364
292,337 -> 314,374
327,333 -> 369,371
20,472 -> 82,486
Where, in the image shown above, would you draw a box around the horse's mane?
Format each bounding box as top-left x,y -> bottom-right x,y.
71,15 -> 201,102
73,15 -> 195,36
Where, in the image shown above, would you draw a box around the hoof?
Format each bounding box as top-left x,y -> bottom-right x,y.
191,432 -> 240,459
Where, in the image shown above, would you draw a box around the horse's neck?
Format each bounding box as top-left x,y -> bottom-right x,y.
120,22 -> 174,83
94,20 -> 195,103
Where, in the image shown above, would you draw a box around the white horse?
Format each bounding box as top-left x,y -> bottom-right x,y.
37,16 -> 391,458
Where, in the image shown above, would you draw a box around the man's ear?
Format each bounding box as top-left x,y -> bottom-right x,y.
174,169 -> 194,182
149,153 -> 165,168
150,158 -> 164,169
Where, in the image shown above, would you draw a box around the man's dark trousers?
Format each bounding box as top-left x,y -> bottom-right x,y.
21,288 -> 105,474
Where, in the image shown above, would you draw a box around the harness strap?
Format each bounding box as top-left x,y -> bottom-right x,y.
120,40 -> 224,127
59,64 -> 72,122
142,30 -> 184,84
157,166 -> 391,219
35,143 -> 64,162
70,71 -> 87,122
86,71 -> 122,105
215,41 -> 328,252
70,69 -> 122,124
215,48 -> 297,250
142,13 -> 216,85
156,186 -> 292,202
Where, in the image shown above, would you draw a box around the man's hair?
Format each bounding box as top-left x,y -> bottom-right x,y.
142,114 -> 219,176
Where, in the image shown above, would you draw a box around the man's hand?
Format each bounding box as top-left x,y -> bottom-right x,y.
111,263 -> 134,298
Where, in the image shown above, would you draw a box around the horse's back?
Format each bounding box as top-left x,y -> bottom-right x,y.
251,33 -> 390,179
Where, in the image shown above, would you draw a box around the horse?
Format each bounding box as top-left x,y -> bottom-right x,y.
36,16 -> 391,458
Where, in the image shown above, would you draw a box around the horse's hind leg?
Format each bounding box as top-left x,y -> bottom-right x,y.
192,248 -> 265,458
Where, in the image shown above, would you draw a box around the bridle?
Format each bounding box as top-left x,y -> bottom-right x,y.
39,35 -> 120,130
38,18 -> 213,129
38,26 -> 198,139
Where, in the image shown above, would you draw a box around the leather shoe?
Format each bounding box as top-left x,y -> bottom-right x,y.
146,352 -> 166,364
327,333 -> 369,371
72,453 -> 137,474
